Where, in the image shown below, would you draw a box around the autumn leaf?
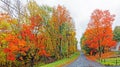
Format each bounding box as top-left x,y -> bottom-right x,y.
7,53 -> 16,61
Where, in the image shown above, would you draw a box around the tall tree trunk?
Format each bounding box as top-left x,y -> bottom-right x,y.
98,40 -> 101,60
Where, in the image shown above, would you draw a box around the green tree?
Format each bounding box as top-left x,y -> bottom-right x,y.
113,26 -> 120,42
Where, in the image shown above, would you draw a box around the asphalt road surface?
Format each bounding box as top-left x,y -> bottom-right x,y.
65,52 -> 105,67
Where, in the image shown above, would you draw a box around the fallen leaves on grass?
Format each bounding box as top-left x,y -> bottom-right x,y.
86,52 -> 115,61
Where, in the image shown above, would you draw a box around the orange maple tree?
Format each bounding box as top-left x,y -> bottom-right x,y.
21,14 -> 48,57
52,5 -> 71,26
3,14 -> 48,62
4,34 -> 28,61
84,9 -> 116,57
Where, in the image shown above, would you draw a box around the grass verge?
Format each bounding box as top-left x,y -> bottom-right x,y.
98,57 -> 120,66
35,52 -> 80,67
86,51 -> 118,66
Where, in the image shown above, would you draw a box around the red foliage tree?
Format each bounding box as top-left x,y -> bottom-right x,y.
84,9 -> 116,57
4,34 -> 28,61
21,15 -> 48,57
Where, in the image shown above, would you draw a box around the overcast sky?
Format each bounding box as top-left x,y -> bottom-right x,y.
1,0 -> 120,50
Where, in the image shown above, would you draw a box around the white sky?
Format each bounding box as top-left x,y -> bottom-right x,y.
1,0 -> 120,50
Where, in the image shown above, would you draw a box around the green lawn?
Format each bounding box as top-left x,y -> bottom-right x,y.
35,52 -> 80,67
99,57 -> 120,66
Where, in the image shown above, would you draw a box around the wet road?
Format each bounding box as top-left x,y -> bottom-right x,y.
65,52 -> 105,67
